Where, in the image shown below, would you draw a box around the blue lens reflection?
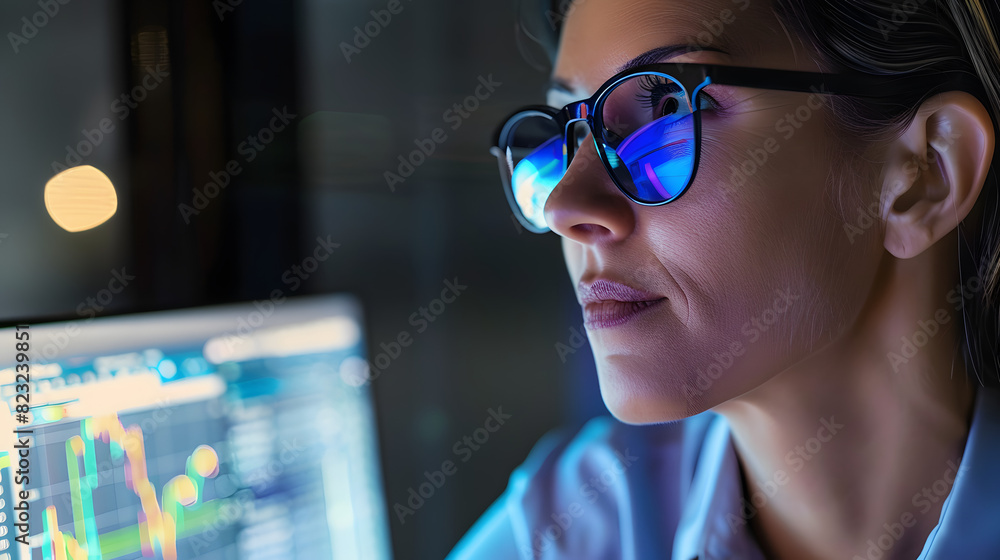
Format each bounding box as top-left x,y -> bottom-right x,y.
512,135 -> 564,231
611,114 -> 694,202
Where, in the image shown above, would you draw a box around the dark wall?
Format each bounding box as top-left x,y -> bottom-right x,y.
0,1 -> 608,558
297,3 -> 607,557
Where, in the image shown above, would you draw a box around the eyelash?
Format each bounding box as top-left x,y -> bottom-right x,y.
635,77 -> 727,115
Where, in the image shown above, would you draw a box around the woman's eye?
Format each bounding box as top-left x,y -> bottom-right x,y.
658,96 -> 680,118
659,94 -> 720,116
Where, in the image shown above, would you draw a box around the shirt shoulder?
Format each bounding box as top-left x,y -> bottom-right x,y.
448,413 -> 722,560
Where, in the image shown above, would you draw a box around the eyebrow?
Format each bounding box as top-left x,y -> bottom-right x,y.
548,44 -> 730,96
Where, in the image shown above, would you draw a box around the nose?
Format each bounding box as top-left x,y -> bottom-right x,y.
543,134 -> 636,243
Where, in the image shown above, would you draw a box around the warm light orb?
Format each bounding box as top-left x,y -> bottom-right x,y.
44,165 -> 118,232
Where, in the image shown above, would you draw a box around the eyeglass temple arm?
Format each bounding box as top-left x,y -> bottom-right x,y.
685,63 -> 984,100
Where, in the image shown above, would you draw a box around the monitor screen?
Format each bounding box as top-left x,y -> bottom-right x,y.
0,295 -> 392,560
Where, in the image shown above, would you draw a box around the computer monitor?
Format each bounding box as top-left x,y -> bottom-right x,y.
0,295 -> 392,560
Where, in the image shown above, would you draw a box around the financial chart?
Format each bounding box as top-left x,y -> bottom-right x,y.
0,298 -> 391,560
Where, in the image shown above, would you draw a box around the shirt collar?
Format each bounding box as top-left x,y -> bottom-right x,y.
917,383 -> 1000,558
672,414 -> 765,560
673,384 -> 1000,560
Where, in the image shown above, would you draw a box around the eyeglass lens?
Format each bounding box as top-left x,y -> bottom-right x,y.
499,72 -> 698,231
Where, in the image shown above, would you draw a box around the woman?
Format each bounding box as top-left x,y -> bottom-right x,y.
450,0 -> 1000,558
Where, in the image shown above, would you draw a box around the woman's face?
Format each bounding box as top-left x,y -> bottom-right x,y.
547,0 -> 884,423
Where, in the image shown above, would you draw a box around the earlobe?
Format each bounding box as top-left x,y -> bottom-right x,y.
882,91 -> 995,259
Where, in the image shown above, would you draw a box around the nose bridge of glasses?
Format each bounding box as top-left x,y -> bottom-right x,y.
564,117 -> 595,168
560,99 -> 591,121
558,100 -> 593,166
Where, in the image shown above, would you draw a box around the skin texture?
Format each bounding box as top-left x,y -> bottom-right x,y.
544,0 -> 995,558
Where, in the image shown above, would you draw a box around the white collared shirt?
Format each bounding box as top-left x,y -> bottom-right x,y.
447,385 -> 1000,559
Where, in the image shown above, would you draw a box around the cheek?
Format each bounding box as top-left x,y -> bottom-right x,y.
689,103 -> 876,328
595,112 -> 880,421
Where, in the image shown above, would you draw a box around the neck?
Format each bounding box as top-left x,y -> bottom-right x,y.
714,246 -> 978,560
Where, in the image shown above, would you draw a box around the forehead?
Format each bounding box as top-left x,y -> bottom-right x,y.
552,0 -> 796,95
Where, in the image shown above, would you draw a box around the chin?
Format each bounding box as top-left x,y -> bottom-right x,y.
595,359 -> 714,424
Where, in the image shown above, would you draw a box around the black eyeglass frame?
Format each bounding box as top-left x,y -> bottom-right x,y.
492,61 -> 986,234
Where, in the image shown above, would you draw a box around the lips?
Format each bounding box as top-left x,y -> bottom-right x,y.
578,279 -> 667,329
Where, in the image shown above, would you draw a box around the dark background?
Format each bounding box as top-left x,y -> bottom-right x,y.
0,0 -> 608,558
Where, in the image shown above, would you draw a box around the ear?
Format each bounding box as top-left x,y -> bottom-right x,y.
882,91 -> 995,259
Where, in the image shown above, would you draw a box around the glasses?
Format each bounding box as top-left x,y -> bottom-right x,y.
492,61 -> 981,233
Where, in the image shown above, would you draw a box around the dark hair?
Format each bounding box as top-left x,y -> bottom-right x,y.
519,0 -> 1000,383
